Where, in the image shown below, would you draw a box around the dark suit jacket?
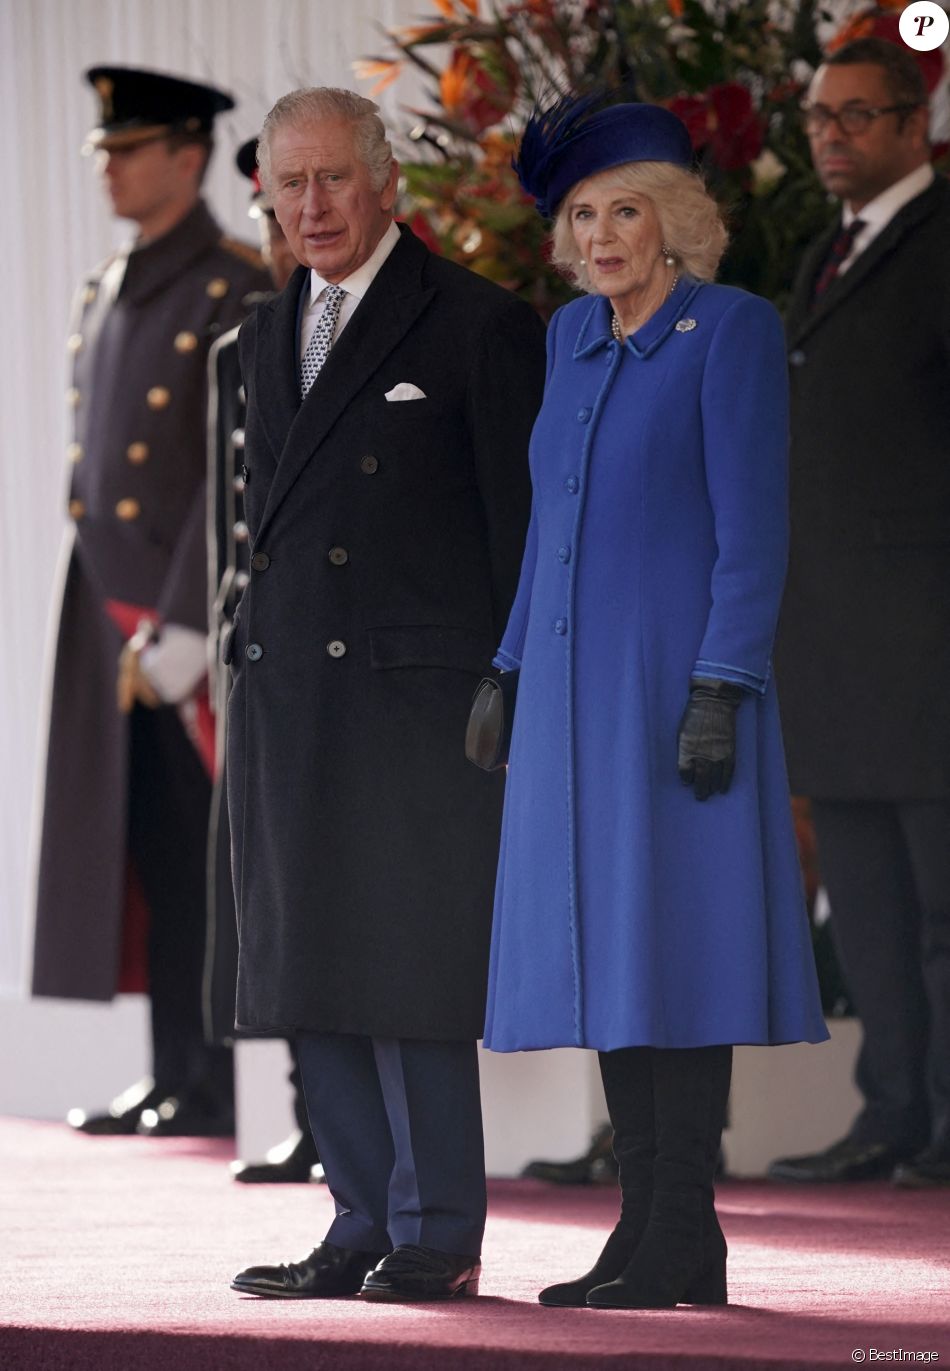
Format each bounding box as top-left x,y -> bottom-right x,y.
226,225 -> 546,1039
775,175 -> 950,799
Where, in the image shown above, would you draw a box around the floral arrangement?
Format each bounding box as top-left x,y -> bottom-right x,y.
358,0 -> 947,314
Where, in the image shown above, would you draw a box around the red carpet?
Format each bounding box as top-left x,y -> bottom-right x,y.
2,1117 -> 949,1370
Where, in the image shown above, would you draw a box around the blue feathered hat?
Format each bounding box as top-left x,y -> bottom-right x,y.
514,89 -> 693,220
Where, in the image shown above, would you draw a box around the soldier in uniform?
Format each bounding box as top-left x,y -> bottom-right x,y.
32,67 -> 271,1137
205,139 -> 320,1182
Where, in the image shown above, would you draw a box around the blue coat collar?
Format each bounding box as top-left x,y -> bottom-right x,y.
573,277 -> 704,360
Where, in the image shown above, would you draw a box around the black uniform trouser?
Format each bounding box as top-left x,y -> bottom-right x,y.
811,800 -> 950,1151
127,703 -> 232,1102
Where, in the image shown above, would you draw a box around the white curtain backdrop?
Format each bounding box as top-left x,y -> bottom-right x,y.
0,0 -> 424,994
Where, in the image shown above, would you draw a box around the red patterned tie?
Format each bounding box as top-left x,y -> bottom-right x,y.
811,218 -> 866,302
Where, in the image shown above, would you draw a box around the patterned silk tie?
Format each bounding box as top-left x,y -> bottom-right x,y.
811,218 -> 866,303
300,284 -> 346,397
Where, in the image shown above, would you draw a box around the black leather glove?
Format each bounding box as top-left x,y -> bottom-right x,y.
677,677 -> 744,801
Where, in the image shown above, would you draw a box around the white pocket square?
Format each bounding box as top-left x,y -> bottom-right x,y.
384,382 -> 427,402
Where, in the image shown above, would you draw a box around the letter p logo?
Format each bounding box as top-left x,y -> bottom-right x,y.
900,1 -> 949,50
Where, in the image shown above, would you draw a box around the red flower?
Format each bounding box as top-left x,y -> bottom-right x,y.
400,211 -> 442,255
440,47 -> 516,134
669,83 -> 764,172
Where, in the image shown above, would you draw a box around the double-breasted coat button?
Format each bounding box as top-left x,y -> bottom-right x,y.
554,618 -> 568,635
115,498 -> 141,521
557,546 -> 571,563
68,498 -> 85,520
565,475 -> 579,494
250,552 -> 270,571
328,546 -> 349,566
246,643 -> 263,661
174,331 -> 198,354
577,407 -> 591,422
147,386 -> 171,410
206,277 -> 229,299
234,521 -> 249,542
231,428 -> 245,449
789,349 -> 806,367
66,387 -> 81,408
66,442 -> 84,463
67,334 -> 83,354
127,441 -> 149,464
360,455 -> 378,474
326,640 -> 347,658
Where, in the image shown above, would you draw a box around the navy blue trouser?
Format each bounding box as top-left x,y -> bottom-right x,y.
296,1032 -> 486,1258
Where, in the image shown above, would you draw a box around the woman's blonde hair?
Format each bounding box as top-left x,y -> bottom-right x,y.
551,161 -> 728,290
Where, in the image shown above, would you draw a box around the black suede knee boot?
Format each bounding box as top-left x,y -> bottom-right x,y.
539,1047 -> 655,1307
587,1044 -> 732,1310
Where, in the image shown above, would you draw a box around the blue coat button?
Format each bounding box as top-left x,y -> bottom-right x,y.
789,349 -> 806,367
565,476 -> 579,494
554,618 -> 567,635
577,407 -> 591,423
557,546 -> 571,563
246,643 -> 263,661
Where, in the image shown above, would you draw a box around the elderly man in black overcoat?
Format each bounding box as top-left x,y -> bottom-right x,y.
228,87 -> 545,1302
33,67 -> 270,1138
769,39 -> 950,1187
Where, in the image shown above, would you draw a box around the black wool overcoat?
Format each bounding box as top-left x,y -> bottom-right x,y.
775,176 -> 950,800
227,226 -> 545,1039
33,202 -> 269,1002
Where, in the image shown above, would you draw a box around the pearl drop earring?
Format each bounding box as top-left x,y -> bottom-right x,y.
661,245 -> 676,267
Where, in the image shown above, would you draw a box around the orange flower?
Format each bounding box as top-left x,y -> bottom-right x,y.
667,0 -> 684,15
430,0 -> 457,17
440,47 -> 515,133
351,58 -> 402,95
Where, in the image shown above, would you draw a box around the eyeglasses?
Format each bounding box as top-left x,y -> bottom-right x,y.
800,102 -> 919,137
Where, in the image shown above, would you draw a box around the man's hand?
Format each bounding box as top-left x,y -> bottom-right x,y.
676,677 -> 744,801
117,637 -> 162,714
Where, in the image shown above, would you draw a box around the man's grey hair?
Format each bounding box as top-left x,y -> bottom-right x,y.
257,87 -> 393,191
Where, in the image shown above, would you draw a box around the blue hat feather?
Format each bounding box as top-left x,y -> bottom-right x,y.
514,88 -> 693,219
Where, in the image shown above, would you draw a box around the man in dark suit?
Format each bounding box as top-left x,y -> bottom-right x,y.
32,67 -> 270,1138
227,87 -> 544,1300
769,38 -> 950,1187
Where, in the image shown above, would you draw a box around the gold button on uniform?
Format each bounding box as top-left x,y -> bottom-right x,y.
174,331 -> 198,354
127,441 -> 149,465
115,498 -> 141,521
82,285 -> 97,305
147,386 -> 171,410
234,521 -> 249,542
66,443 -> 84,464
68,499 -> 85,520
206,277 -> 229,299
67,334 -> 83,354
66,387 -> 81,408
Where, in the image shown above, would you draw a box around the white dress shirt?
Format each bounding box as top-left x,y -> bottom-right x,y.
839,162 -> 934,273
299,219 -> 401,358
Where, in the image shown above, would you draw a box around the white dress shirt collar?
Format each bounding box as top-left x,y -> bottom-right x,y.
841,162 -> 934,261
308,219 -> 401,305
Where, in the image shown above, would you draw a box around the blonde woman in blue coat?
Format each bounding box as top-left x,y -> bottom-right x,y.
482,94 -> 828,1310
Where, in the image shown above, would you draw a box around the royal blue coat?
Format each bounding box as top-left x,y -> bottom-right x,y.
482,279 -> 828,1052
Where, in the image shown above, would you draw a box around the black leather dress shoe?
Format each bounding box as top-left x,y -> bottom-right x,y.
230,1129 -> 320,1183
522,1123 -> 619,1185
231,1242 -> 387,1298
768,1136 -> 906,1182
67,1077 -> 165,1136
136,1091 -> 235,1138
892,1146 -> 950,1188
360,1245 -> 481,1302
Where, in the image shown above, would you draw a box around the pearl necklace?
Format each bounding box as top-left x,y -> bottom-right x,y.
611,273 -> 680,343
